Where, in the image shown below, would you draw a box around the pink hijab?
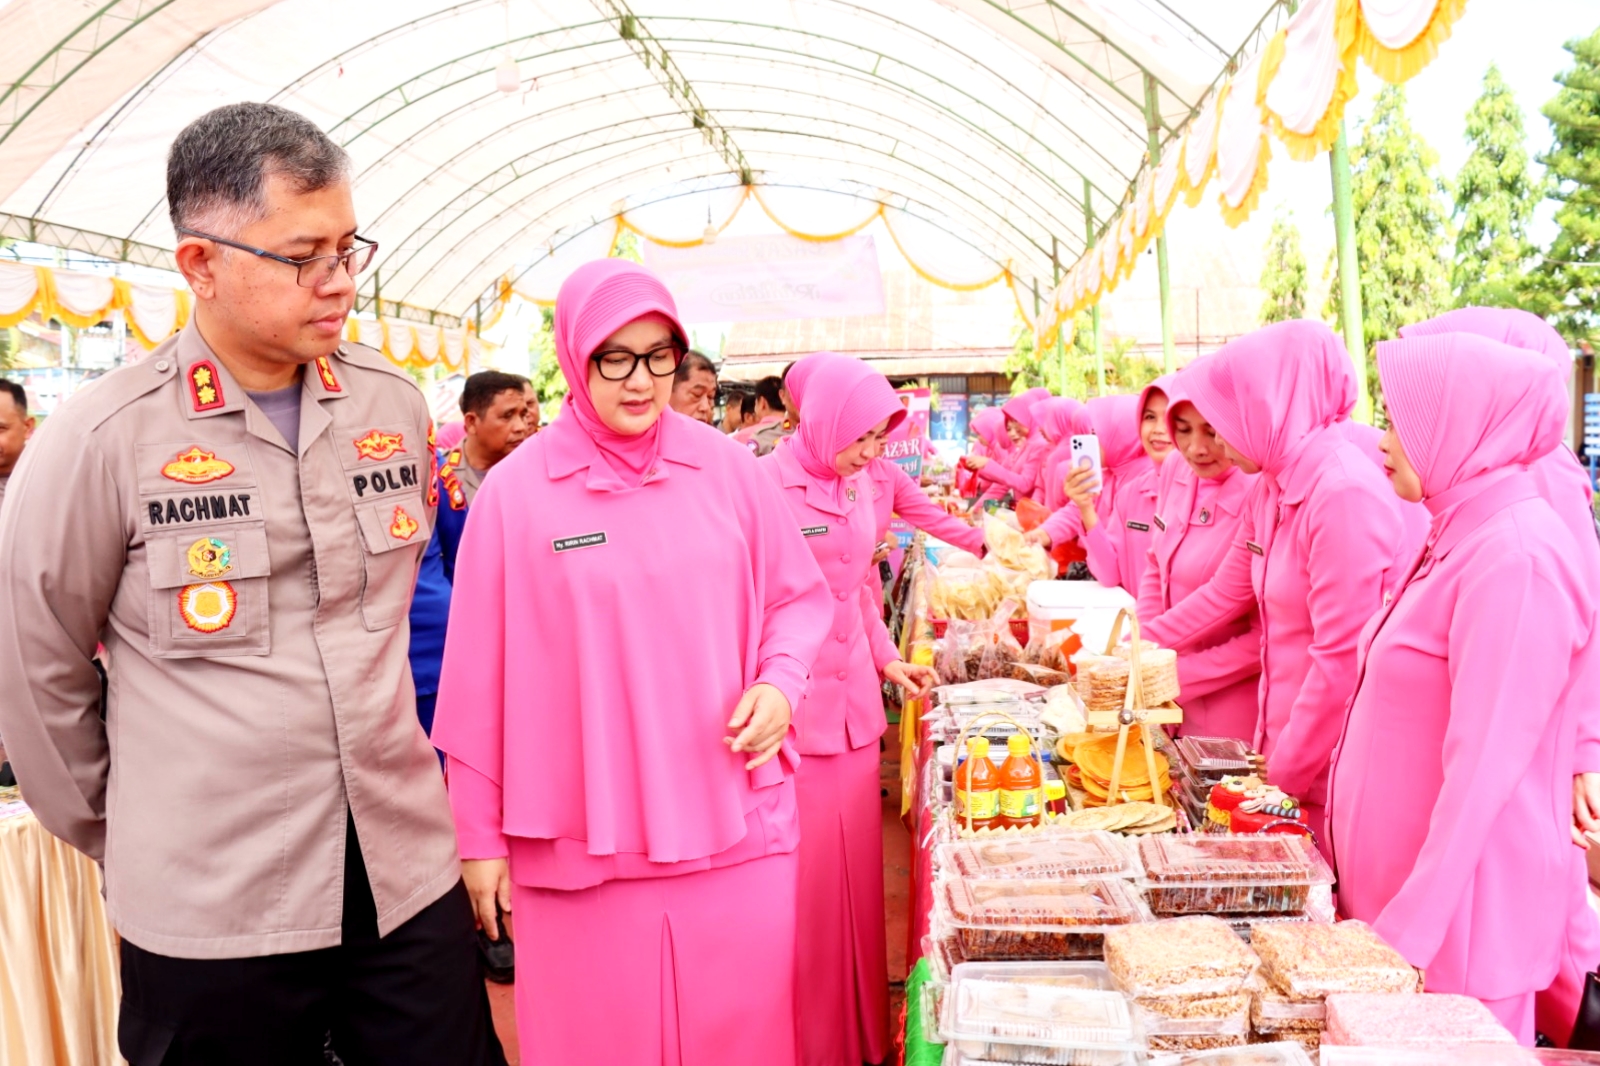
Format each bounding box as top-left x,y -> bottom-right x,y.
1137,374 -> 1177,457
1378,333 -> 1569,503
1184,320 -> 1356,477
553,259 -> 688,486
971,407 -> 1008,450
790,357 -> 905,509
1002,390 -> 1044,433
783,350 -> 846,413
1084,394 -> 1148,473
1399,307 -> 1572,367
1034,397 -> 1082,444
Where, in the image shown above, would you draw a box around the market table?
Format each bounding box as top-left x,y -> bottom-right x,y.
0,801 -> 123,1066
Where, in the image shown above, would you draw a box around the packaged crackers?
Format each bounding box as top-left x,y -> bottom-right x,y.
937,831 -> 1140,882
941,961 -> 1144,1065
1103,916 -> 1260,999
1249,921 -> 1420,1000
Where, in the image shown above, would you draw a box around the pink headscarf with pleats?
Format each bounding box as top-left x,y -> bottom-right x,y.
783,350 -> 846,413
1084,394 -> 1148,472
1378,333 -> 1569,501
1184,320 -> 1357,477
972,407 -> 1008,449
1002,390 -> 1044,433
1399,307 -> 1572,367
1034,397 -> 1082,444
790,356 -> 906,509
554,259 -> 688,486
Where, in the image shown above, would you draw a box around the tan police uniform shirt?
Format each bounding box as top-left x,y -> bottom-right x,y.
0,324 -> 460,960
0,473 -> 8,512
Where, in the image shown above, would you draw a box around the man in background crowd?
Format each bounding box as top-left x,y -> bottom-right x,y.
734,375 -> 788,453
722,390 -> 753,434
669,349 -> 718,424
433,370 -> 533,577
0,378 -> 35,511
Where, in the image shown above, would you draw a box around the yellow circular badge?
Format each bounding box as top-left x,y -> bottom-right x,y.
178,582 -> 237,633
186,537 -> 232,579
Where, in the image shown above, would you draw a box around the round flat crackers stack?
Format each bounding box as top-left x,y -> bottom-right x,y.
1062,802 -> 1178,835
1073,729 -> 1173,804
1075,648 -> 1180,712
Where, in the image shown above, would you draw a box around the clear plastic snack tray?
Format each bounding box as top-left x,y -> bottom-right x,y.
1324,993 -> 1517,1048
1320,1049 -> 1600,1065
1173,737 -> 1254,778
942,961 -> 1145,1065
1160,1044 -> 1315,1066
939,832 -> 1140,882
1103,917 -> 1261,999
1135,836 -> 1334,916
1249,920 -> 1419,999
939,878 -> 1151,961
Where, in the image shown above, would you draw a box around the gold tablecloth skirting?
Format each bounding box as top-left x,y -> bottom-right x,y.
0,812 -> 123,1066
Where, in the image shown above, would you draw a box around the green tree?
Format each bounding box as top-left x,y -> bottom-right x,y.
1536,29 -> 1600,345
529,305 -> 567,415
1006,310 -> 1152,396
1259,210 -> 1308,324
1452,64 -> 1544,308
1326,85 -> 1452,400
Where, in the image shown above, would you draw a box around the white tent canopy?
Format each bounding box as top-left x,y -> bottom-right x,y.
0,0 -> 1282,325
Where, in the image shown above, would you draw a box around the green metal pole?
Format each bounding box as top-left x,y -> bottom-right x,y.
1083,177 -> 1104,397
1144,73 -> 1175,375
1329,120 -> 1371,423
1052,236 -> 1066,395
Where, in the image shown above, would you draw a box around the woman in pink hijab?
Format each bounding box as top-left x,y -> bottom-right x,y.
963,407 -> 1011,501
1148,320 -> 1409,850
1400,306 -> 1600,1045
1329,333 -> 1600,1045
966,390 -> 1051,501
430,260 -> 833,1065
1137,370 -> 1262,741
786,353 -> 986,559
1026,395 -> 1157,567
1074,379 -> 1174,593
761,355 -> 938,1066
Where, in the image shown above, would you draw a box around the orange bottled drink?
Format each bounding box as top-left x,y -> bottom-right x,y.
953,737 -> 1000,830
997,733 -> 1044,829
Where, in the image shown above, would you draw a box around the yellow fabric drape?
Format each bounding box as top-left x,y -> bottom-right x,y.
0,813 -> 123,1066
1354,0 -> 1469,84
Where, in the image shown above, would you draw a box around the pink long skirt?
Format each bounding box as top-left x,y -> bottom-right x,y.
511,851 -> 799,1066
794,742 -> 889,1066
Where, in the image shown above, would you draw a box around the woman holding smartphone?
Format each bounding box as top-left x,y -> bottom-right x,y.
431,259 -> 832,1065
761,353 -> 938,1066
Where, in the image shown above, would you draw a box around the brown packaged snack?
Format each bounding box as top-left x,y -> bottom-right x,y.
1249,920 -> 1419,1000
1137,836 -> 1333,916
1103,916 -> 1260,998
941,877 -> 1147,961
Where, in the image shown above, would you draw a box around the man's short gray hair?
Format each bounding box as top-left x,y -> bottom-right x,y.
674,349 -> 717,384
167,102 -> 350,235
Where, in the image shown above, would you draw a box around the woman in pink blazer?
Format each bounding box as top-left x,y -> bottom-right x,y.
431,260 -> 834,1065
1072,378 -> 1174,594
1165,321 -> 1408,851
1137,371 -> 1262,742
760,354 -> 938,1066
1038,397 -> 1085,512
963,407 -> 1010,502
1026,394 -> 1156,566
1402,307 -> 1600,1047
785,352 -> 986,559
967,391 -> 1050,502
1329,332 -> 1600,1045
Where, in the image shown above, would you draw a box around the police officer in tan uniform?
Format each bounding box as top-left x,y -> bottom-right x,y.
0,103 -> 505,1065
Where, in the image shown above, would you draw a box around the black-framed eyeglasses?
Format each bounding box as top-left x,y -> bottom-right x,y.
176,227 -> 378,288
590,342 -> 684,381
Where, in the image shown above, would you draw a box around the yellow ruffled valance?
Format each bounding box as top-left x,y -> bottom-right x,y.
1041,0 -> 1467,331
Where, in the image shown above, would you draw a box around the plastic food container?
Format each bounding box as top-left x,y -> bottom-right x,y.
1133,993 -> 1251,1054
938,832 -> 1139,882
1103,917 -> 1260,999
1163,1044 -> 1315,1065
1320,1050 -> 1600,1065
1324,993 -> 1517,1047
941,961 -> 1146,1065
1250,920 -> 1419,999
1135,836 -> 1334,916
1173,737 -> 1254,780
1251,991 -> 1326,1032
940,878 -> 1150,961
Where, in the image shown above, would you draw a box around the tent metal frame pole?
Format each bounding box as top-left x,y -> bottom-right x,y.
1083,176 -> 1103,397
1052,235 -> 1066,395
1144,72 -> 1175,375
1329,119 -> 1370,423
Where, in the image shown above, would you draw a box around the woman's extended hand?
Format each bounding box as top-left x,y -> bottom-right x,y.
727,683 -> 792,769
1024,528 -> 1052,548
964,455 -> 989,472
462,858 -> 511,939
1064,464 -> 1101,531
1573,773 -> 1600,848
884,660 -> 938,701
